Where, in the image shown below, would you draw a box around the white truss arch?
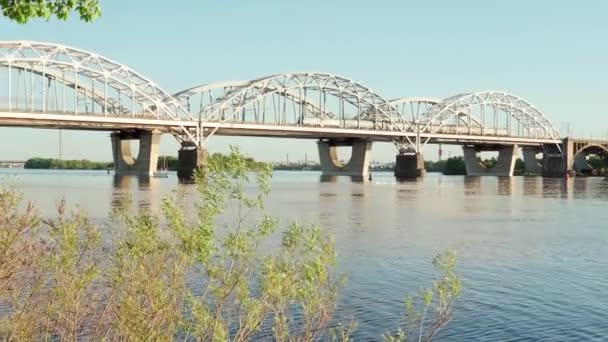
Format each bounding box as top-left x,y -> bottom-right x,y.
359,97 -> 439,121
8,63 -> 127,114
174,80 -> 337,119
389,97 -> 440,121
420,91 -> 561,140
0,40 -> 197,145
387,97 -> 483,128
389,97 -> 441,106
200,72 -> 408,131
174,81 -> 247,101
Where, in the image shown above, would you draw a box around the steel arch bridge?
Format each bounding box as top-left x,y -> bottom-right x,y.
175,80 -> 562,149
174,73 -> 415,144
0,40 -> 564,153
420,91 -> 561,139
0,40 -> 200,146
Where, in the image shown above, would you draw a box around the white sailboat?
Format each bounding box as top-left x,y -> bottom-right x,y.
154,157 -> 169,178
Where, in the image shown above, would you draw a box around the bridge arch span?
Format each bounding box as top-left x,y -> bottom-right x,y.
570,142 -> 608,171
174,79 -> 338,120
0,40 -> 197,145
573,144 -> 608,157
387,97 -> 440,121
197,72 -> 408,133
420,91 -> 561,140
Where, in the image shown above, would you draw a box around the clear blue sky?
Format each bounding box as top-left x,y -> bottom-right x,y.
2,0 -> 608,162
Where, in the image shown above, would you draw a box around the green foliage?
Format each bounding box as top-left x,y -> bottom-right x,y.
24,157 -> 112,170
0,187 -> 42,339
587,155 -> 607,169
272,162 -> 322,171
384,250 -> 462,342
425,157 -> 467,175
207,151 -> 268,172
0,0 -> 101,23
480,157 -> 497,169
424,160 -> 446,173
104,194 -> 185,340
42,200 -> 100,340
443,157 -> 467,175
167,146 -> 339,341
514,158 -> 526,175
1,146 -> 462,341
23,153 -> 265,172
0,189 -> 100,340
428,157 -> 528,176
0,146 -> 349,340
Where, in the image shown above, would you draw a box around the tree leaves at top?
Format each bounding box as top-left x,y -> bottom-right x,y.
0,0 -> 101,24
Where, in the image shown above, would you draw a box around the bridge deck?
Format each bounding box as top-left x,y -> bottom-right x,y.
0,111 -> 561,146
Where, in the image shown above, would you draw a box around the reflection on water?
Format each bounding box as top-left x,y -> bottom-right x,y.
497,177 -> 513,195
2,169 -> 608,341
109,174 -> 170,214
542,177 -> 571,199
320,175 -> 368,183
522,176 -> 540,196
395,176 -> 425,183
463,176 -> 481,195
112,175 -> 158,190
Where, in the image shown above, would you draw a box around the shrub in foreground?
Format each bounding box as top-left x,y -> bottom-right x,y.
0,147 -> 460,341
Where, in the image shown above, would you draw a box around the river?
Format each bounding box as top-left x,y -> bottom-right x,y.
1,169 -> 607,341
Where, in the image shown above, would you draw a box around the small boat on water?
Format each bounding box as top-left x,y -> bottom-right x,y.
154,157 -> 169,178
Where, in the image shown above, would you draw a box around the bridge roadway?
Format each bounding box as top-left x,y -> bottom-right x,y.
0,40 -> 605,180
0,111 -> 605,179
0,111 -> 560,146
0,108 -> 581,179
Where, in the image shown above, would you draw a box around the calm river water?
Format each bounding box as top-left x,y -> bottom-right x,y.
1,169 -> 608,341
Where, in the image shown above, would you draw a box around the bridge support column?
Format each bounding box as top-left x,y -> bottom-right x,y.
462,145 -> 518,176
541,143 -> 566,177
317,139 -> 372,178
111,130 -> 160,177
522,147 -> 543,174
541,141 -> 575,177
177,145 -> 207,182
564,138 -> 576,175
394,152 -> 425,178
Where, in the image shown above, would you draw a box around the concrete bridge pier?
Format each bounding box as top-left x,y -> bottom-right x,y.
541,144 -> 565,177
522,147 -> 543,174
394,152 -> 425,178
111,130 -> 160,176
177,145 -> 207,181
462,144 -> 518,176
317,139 -> 372,178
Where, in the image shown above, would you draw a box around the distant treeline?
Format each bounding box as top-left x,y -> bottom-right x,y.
24,158 -> 112,170
23,155 -> 608,173
425,157 -> 468,175
425,157 -> 527,175
272,163 -> 321,171
24,153 -> 267,171
425,155 -> 607,175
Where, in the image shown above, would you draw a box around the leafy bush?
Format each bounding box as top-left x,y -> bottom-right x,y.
1,147 -> 461,341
